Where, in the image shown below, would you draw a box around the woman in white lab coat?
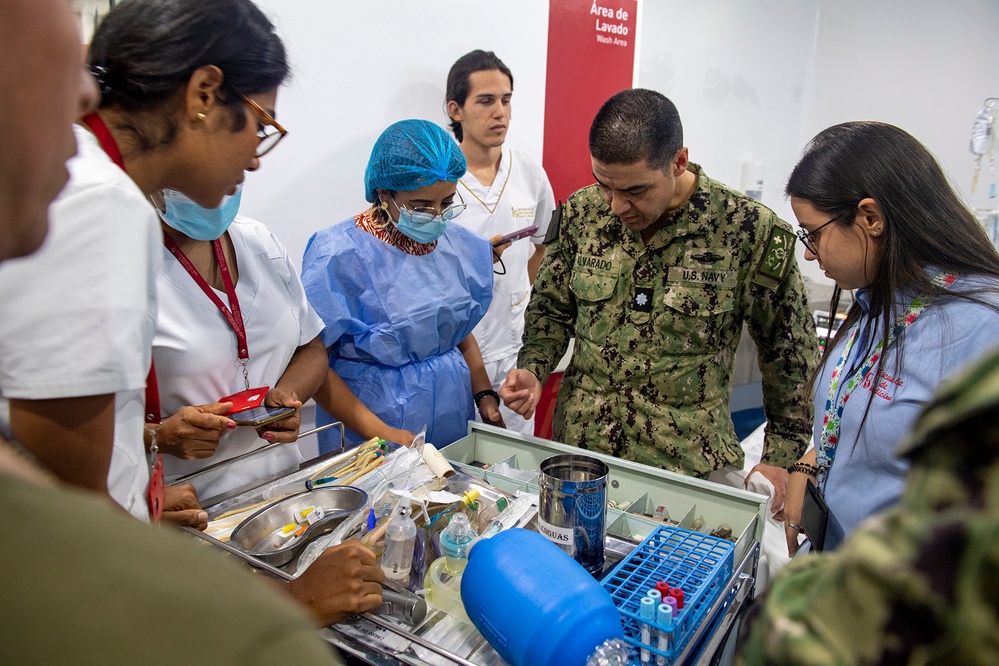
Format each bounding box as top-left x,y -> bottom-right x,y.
0,0 -> 386,624
0,0 -> 293,523
150,193 -> 413,498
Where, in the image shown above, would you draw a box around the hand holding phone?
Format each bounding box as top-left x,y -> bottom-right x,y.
219,385 -> 270,415
801,478 -> 831,552
231,404 -> 297,427
493,224 -> 539,246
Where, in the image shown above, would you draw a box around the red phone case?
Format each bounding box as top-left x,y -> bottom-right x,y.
219,386 -> 270,415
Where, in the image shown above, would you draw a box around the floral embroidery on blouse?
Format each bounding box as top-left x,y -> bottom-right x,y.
355,207 -> 437,256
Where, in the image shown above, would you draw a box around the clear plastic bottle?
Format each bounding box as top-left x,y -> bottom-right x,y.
424,512 -> 476,620
585,638 -> 631,666
381,504 -> 417,581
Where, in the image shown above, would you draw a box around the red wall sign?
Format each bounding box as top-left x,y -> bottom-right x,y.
543,0 -> 638,203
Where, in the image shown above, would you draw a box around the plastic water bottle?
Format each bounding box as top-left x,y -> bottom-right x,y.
424,513 -> 476,620
381,504 -> 416,581
461,528 -> 626,666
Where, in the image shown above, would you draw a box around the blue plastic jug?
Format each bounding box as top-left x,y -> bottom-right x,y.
461,528 -> 625,666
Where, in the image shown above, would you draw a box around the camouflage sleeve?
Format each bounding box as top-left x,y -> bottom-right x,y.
737,513 -> 942,665
739,411 -> 999,664
744,211 -> 817,467
517,202 -> 577,386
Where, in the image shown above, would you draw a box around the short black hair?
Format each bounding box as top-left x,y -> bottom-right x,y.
588,89 -> 683,170
445,50 -> 514,142
88,0 -> 288,151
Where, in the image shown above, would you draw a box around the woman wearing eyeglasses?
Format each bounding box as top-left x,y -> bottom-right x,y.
0,0 -> 295,522
302,119 -> 501,453
781,121 -> 999,555
0,0 -> 386,627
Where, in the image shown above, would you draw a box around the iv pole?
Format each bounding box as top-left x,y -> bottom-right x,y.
971,97 -> 999,247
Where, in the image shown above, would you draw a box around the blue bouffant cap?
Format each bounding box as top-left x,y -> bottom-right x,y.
364,119 -> 466,203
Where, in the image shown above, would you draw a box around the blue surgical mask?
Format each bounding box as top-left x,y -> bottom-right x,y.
394,207 -> 448,244
160,185 -> 243,241
388,194 -> 459,244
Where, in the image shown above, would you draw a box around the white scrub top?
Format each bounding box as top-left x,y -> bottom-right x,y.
154,216 -> 324,499
0,124 -> 159,520
456,149 -> 556,364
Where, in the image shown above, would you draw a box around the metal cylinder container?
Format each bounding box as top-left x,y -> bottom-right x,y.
538,454 -> 608,574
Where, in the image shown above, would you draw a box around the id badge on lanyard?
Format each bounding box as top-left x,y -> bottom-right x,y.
145,426 -> 165,524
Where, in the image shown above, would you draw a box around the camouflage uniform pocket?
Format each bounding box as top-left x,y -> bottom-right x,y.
660,284 -> 736,355
571,268 -> 619,346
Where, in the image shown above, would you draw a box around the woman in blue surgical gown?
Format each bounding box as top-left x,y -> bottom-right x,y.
302,119 -> 502,453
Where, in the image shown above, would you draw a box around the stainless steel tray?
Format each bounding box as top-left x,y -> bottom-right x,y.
229,486 -> 367,566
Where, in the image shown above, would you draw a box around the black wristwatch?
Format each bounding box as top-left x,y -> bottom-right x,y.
473,389 -> 499,409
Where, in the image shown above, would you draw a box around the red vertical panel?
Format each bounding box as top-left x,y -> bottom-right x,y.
543,0 -> 638,202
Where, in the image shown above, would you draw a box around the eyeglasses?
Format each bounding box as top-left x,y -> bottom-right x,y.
239,94 -> 287,158
391,190 -> 466,223
796,212 -> 850,255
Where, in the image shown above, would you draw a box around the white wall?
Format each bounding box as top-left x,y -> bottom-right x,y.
244,0 -> 550,268
242,0 -> 999,292
637,0 -> 820,279
803,0 -> 999,291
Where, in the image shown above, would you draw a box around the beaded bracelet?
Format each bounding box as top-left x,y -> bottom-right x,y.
789,462 -> 819,476
474,389 -> 500,409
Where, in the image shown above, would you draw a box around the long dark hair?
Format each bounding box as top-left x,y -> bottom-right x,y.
445,50 -> 513,142
87,0 -> 288,151
788,121 -> 999,427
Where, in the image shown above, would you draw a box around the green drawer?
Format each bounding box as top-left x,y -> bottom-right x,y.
439,422 -> 767,566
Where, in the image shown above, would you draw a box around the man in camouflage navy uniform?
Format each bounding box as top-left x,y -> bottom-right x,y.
500,89 -> 816,501
738,343 -> 999,664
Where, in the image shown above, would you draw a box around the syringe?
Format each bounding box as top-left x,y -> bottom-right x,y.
479,493 -> 537,538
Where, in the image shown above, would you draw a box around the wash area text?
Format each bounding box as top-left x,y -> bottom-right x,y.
591,1 -> 630,46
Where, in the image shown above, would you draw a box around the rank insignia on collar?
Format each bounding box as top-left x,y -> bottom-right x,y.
633,287 -> 653,312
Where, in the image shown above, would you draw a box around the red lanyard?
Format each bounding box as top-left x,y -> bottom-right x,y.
162,230 -> 250,366
81,113 -> 124,168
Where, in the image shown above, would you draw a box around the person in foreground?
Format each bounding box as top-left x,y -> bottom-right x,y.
501,89 -> 816,510
302,119 -> 497,453
781,121 -> 999,554
739,340 -> 999,664
0,0 -> 382,656
0,0 -> 359,662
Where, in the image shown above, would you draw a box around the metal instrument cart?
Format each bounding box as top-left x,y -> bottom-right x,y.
189,422 -> 767,665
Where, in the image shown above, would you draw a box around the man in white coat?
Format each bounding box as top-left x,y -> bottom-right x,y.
446,50 -> 556,436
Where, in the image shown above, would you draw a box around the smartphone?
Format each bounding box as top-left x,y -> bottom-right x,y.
800,478 -> 831,552
219,385 -> 270,415
493,224 -> 539,246
230,404 -> 296,428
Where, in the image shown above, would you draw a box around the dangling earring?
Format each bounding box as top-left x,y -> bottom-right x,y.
371,199 -> 391,229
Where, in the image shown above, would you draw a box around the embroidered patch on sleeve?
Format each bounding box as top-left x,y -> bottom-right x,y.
757,227 -> 795,281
